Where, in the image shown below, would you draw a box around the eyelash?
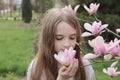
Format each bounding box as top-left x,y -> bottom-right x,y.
56,37 -> 76,40
70,37 -> 76,40
56,38 -> 62,40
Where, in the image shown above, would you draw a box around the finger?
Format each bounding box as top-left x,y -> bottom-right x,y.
59,66 -> 67,74
58,66 -> 70,79
65,59 -> 77,75
69,59 -> 78,75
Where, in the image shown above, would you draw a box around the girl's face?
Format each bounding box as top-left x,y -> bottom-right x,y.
55,21 -> 77,53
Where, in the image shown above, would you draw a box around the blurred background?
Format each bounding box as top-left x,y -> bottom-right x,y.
0,0 -> 120,80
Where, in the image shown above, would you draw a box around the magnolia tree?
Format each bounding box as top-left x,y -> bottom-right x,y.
54,3 -> 120,78
82,3 -> 120,78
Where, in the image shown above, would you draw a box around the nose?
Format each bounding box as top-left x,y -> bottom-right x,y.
63,40 -> 71,49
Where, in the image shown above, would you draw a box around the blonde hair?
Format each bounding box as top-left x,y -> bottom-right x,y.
31,8 -> 86,80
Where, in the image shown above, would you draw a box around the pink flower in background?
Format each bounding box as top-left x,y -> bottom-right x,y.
108,38 -> 120,57
88,36 -> 106,57
103,67 -> 120,77
54,47 -> 76,67
84,36 -> 107,59
84,3 -> 100,15
70,2 -> 120,78
81,21 -> 108,37
86,36 -> 120,59
116,29 -> 120,33
63,5 -> 80,15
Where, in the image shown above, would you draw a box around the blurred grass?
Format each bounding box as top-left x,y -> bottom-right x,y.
0,20 -> 120,80
0,20 -> 37,77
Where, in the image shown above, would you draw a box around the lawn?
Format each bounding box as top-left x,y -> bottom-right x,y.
0,20 -> 37,79
0,20 -> 120,80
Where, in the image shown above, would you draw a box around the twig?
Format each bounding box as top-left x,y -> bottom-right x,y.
106,28 -> 120,38
80,58 -> 120,67
78,18 -> 93,23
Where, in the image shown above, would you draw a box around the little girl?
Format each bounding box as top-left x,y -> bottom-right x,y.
27,6 -> 95,80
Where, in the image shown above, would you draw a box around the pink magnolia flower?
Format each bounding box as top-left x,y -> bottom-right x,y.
84,3 -> 100,15
116,29 -> 120,33
54,47 -> 76,67
63,5 -> 80,15
88,36 -> 106,56
81,21 -> 108,37
85,36 -> 120,59
103,67 -> 120,77
108,38 -> 120,57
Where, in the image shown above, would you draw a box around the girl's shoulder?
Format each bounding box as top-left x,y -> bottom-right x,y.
27,59 -> 46,80
82,57 -> 92,66
82,57 -> 94,73
82,57 -> 96,80
27,59 -> 35,80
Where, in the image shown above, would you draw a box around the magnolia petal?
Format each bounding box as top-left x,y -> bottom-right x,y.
68,5 -> 72,9
68,5 -> 73,13
106,40 -> 120,52
116,29 -> 120,33
81,32 -> 93,37
84,23 -> 93,32
111,61 -> 119,67
89,3 -> 95,14
100,24 -> 108,30
74,5 -> 80,13
83,5 -> 90,14
116,72 -> 120,75
103,68 -> 107,73
63,5 -> 74,15
114,38 -> 119,42
95,36 -> 105,51
54,51 -> 66,65
88,36 -> 105,49
67,47 -> 76,58
54,54 -> 58,60
95,3 -> 100,11
66,5 -> 80,15
92,21 -> 100,29
88,36 -> 106,56
54,54 -> 64,65
104,54 -> 113,61
90,3 -> 94,9
83,53 -> 98,59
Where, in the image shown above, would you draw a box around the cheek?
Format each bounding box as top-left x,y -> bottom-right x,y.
71,40 -> 76,48
54,41 -> 62,52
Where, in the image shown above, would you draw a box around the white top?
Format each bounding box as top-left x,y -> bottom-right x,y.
27,58 -> 96,80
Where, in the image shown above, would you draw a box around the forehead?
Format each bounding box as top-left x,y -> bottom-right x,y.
56,22 -> 76,34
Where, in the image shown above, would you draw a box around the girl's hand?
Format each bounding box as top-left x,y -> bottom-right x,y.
57,59 -> 78,80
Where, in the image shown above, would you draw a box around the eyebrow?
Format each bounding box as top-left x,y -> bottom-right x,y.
70,34 -> 76,36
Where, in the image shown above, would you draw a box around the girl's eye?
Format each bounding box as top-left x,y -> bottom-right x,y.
70,36 -> 76,40
56,36 -> 63,40
70,37 -> 75,40
56,38 -> 62,40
